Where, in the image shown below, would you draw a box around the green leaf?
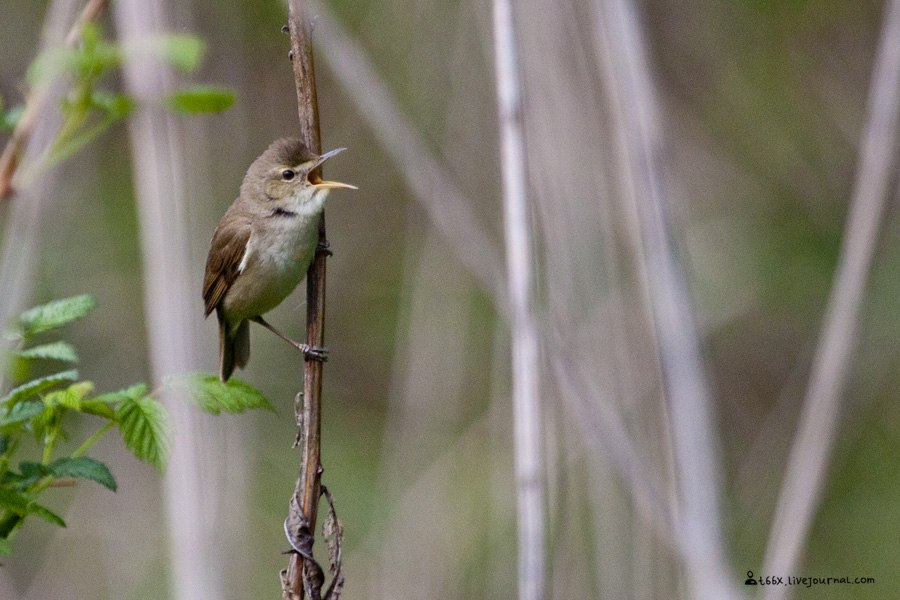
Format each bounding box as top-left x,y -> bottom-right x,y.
0,370 -> 79,406
49,457 -> 116,491
16,295 -> 95,337
27,45 -> 120,88
167,86 -> 235,114
150,34 -> 204,72
0,536 -> 11,556
16,341 -> 79,363
93,383 -> 149,406
43,381 -> 94,411
80,401 -> 115,419
27,46 -> 79,86
116,393 -> 170,471
19,462 -> 46,479
170,372 -> 273,415
3,462 -> 47,489
90,90 -> 135,119
29,503 -> 66,528
81,383 -> 147,419
0,487 -> 30,515
0,400 -> 44,427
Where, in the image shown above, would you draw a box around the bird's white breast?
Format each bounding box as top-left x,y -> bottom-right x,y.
222,189 -> 328,321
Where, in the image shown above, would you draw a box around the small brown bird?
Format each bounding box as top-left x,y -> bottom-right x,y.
202,138 -> 355,381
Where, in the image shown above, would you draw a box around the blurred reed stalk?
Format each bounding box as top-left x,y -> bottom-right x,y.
0,6 -> 78,595
310,0 -> 734,595
113,2 -> 229,599
762,0 -> 900,595
594,0 -> 739,597
308,0 -> 508,307
491,1 -> 546,599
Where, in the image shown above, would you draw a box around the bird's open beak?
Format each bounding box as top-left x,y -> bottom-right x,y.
310,147 -> 357,190
313,179 -> 357,190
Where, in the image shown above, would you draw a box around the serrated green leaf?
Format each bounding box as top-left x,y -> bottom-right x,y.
49,456 -> 116,491
28,503 -> 66,528
0,370 -> 79,406
43,381 -> 94,411
82,383 -> 147,419
16,295 -> 95,338
80,401 -> 115,419
92,382 -> 148,406
167,86 -> 234,114
0,400 -> 44,427
170,372 -> 273,415
116,394 -> 170,471
123,383 -> 150,399
16,341 -> 79,363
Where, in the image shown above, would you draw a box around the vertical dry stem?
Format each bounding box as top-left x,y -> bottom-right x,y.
284,1 -> 326,597
762,1 -> 900,594
492,1 -> 546,599
595,1 -> 737,598
114,1 -> 226,598
308,1 -> 507,305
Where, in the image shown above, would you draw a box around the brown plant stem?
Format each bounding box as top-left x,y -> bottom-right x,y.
0,0 -> 109,199
284,1 -> 326,598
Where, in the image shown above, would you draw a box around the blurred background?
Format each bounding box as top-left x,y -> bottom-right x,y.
1,0 -> 898,598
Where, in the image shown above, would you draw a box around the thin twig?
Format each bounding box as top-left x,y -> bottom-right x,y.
0,0 -> 109,199
284,2 -> 326,598
762,1 -> 900,595
491,1 -> 546,599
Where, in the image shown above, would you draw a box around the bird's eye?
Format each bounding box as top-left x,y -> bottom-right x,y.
281,169 -> 296,181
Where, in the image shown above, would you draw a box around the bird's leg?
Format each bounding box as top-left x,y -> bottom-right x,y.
250,316 -> 328,361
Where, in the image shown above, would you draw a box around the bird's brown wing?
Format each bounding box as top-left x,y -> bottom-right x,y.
203,217 -> 251,317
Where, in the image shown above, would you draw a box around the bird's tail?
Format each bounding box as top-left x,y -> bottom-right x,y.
218,309 -> 250,382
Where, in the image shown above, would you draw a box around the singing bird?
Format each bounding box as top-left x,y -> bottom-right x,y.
203,138 -> 355,381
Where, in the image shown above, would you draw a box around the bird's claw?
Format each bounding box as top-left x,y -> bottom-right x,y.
316,240 -> 333,257
301,344 -> 329,362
